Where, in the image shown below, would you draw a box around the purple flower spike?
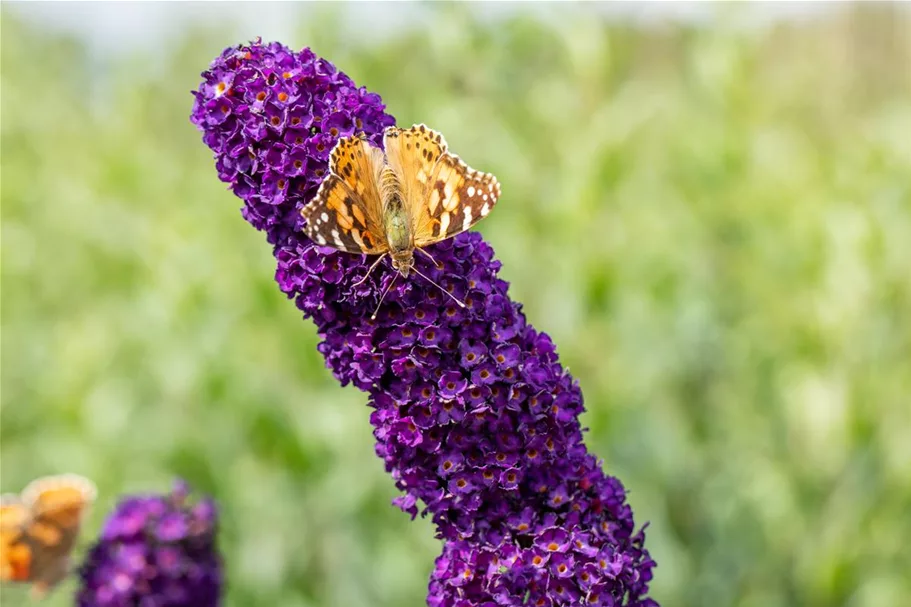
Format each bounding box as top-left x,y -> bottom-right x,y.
192,39 -> 656,606
77,481 -> 222,607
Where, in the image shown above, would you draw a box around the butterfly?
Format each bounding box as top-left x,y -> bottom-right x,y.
1,474 -> 97,599
301,124 -> 501,311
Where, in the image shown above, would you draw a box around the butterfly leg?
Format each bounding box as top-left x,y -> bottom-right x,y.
352,254 -> 387,287
416,247 -> 444,269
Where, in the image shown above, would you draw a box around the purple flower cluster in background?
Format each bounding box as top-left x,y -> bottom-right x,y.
76,481 -> 221,607
192,39 -> 656,606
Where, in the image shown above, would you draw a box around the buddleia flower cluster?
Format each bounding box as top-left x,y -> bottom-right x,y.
191,38 -> 657,606
76,481 -> 221,607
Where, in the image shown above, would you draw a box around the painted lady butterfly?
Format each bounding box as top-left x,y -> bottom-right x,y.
302,124 -> 500,312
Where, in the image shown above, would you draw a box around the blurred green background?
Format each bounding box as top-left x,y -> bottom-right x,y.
2,3 -> 910,606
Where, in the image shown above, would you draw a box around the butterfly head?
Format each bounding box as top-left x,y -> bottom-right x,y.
390,251 -> 414,278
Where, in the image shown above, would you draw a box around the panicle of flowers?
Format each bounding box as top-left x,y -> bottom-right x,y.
76,480 -> 222,607
191,39 -> 656,605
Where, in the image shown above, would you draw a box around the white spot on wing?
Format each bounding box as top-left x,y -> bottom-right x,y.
444,192 -> 460,213
439,211 -> 450,236
462,206 -> 473,230
321,212 -> 329,222
351,229 -> 365,250
331,229 -> 344,247
481,202 -> 490,216
467,186 -> 475,197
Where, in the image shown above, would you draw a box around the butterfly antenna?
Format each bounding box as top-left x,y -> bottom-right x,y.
410,266 -> 467,309
353,254 -> 387,287
371,273 -> 399,320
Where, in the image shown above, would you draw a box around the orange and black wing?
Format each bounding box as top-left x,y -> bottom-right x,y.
301,135 -> 387,254
384,124 -> 500,246
414,149 -> 500,245
0,495 -> 32,584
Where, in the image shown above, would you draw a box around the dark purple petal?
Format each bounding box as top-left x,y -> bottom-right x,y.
437,398 -> 465,424
438,371 -> 468,399
550,553 -> 576,579
420,325 -> 452,347
446,477 -> 473,499
470,361 -> 498,386
491,343 -> 521,370
437,451 -> 465,477
536,527 -> 572,553
460,340 -> 488,368
499,468 -> 521,490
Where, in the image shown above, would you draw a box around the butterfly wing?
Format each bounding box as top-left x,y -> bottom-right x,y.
383,124 -> 448,238
302,135 -> 387,254
1,495 -> 31,583
413,151 -> 501,246
14,475 -> 96,596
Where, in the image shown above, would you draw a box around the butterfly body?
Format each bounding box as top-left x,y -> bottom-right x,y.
302,124 -> 501,281
379,171 -> 415,276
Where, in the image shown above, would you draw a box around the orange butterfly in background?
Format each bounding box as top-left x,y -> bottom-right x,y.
0,474 -> 96,599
